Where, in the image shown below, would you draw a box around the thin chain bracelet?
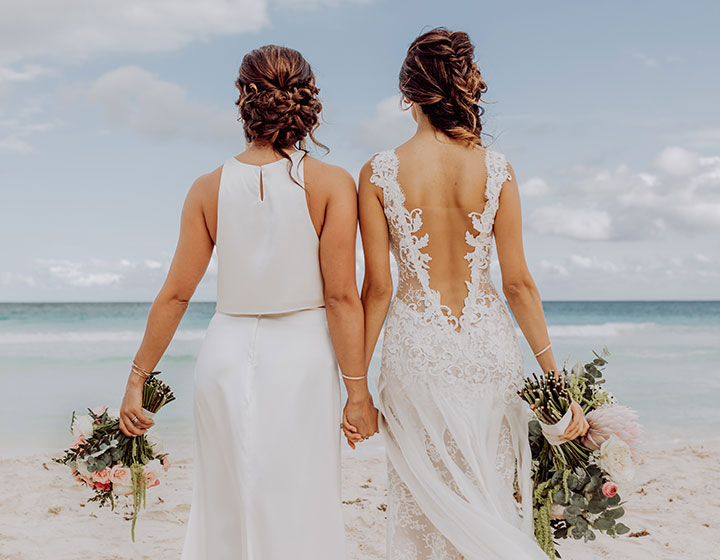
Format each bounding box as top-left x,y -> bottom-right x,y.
534,343 -> 552,358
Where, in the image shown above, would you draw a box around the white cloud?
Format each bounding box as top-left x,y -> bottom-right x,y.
695,253 -> 712,264
87,66 -> 239,144
520,177 -> 550,197
37,259 -> 122,287
528,206 -> 613,241
353,95 -> 416,153
632,52 -> 658,68
34,257 -> 173,288
538,260 -> 569,277
569,254 -> 620,273
274,0 -> 370,6
0,136 -> 32,154
0,272 -> 36,287
0,118 -> 58,154
0,0 -> 269,65
0,64 -> 51,84
0,0 -> 370,65
655,146 -> 700,176
533,147 -> 720,239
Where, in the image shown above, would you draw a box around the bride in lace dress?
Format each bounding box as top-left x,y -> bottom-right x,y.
347,29 -> 589,559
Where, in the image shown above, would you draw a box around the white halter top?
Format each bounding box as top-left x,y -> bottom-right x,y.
215,151 -> 325,315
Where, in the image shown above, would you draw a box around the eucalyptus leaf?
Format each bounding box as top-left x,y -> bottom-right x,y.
575,516 -> 589,531
554,489 -> 569,506
615,523 -> 630,535
570,494 -> 586,508
593,517 -> 614,531
587,499 -> 605,514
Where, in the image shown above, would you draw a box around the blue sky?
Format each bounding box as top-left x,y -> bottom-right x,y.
1,0 -> 718,301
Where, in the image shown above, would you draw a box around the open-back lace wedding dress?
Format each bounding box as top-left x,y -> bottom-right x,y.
371,148 -> 546,559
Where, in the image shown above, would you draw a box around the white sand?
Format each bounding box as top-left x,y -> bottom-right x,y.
1,445 -> 718,559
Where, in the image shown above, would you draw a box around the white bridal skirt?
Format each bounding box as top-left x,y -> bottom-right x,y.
180,308 -> 347,560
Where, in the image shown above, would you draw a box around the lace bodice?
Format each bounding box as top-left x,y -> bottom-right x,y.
370,148 -> 511,333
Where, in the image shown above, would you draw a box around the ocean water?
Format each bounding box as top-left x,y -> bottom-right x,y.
0,301 -> 718,454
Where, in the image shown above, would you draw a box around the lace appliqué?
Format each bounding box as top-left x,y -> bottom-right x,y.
370,149 -> 524,405
387,461 -> 464,560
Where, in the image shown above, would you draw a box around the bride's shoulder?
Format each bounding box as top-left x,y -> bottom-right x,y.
358,149 -> 399,188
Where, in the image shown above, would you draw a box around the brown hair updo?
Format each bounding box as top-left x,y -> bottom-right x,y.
399,28 -> 488,145
235,45 -> 325,165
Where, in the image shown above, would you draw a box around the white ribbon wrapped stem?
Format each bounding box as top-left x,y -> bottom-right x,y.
539,406 -> 573,446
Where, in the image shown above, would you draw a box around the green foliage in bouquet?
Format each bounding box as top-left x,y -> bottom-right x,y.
522,350 -> 632,559
53,374 -> 176,541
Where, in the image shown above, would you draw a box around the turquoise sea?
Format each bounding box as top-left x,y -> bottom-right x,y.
0,301 -> 718,454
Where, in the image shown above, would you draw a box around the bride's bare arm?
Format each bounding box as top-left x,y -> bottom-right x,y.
119,173 -> 217,437
358,160 -> 394,370
494,162 -> 588,441
493,164 -> 557,374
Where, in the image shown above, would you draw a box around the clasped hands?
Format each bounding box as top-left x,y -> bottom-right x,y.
342,396 -> 380,449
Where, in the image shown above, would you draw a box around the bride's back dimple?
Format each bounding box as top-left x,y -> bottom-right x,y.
393,144 -> 490,321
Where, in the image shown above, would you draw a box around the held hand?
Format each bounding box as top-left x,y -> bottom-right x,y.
342,409 -> 364,450
343,396 -> 379,446
560,399 -> 589,441
119,375 -> 154,437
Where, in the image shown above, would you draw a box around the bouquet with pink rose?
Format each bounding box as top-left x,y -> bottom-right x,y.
519,349 -> 642,559
53,374 -> 175,541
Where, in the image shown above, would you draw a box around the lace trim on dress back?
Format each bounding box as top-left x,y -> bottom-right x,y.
370,148 -> 511,333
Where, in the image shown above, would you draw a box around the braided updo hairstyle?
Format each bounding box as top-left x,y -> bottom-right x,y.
235,45 -> 325,169
399,28 -> 487,145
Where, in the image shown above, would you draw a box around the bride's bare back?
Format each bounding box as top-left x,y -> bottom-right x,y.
393,137 -> 491,321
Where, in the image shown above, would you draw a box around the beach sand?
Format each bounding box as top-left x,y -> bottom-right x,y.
0,445 -> 718,560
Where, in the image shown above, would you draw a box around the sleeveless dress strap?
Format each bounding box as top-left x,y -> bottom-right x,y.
484,149 -> 512,217
469,149 -> 512,235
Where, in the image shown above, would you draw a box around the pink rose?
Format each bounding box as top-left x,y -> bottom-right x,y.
602,482 -> 618,498
92,467 -> 111,484
93,481 -> 111,491
145,470 -> 159,487
91,405 -> 107,417
110,464 -> 129,484
161,456 -> 171,472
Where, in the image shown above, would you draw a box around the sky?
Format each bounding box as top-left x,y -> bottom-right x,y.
1,0 -> 719,302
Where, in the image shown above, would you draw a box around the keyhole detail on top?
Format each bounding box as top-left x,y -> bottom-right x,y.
259,168 -> 265,201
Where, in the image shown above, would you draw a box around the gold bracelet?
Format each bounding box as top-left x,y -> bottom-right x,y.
131,365 -> 150,379
132,360 -> 154,375
341,374 -> 367,381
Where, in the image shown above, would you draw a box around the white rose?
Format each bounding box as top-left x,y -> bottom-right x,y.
72,414 -> 95,439
549,503 -> 565,520
145,459 -> 163,479
76,460 -> 91,479
112,480 -> 134,496
599,434 -> 635,485
145,431 -> 164,455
